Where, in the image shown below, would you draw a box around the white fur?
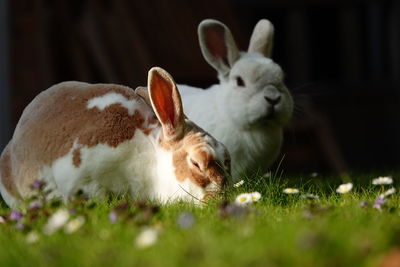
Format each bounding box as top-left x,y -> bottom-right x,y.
34,129 -> 204,204
33,130 -> 155,203
152,144 -> 203,203
154,141 -> 191,201
87,92 -> 139,115
178,19 -> 293,180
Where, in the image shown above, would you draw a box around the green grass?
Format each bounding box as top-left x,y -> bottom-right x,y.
1,172 -> 400,267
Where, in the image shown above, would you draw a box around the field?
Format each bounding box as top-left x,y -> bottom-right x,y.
1,172 -> 400,267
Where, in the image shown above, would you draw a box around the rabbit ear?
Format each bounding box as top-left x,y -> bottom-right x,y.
148,67 -> 185,139
198,19 -> 239,76
135,86 -> 151,106
248,19 -> 274,58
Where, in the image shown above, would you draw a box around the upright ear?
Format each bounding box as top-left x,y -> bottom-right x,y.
248,19 -> 274,58
135,86 -> 151,106
148,67 -> 185,139
198,19 -> 239,76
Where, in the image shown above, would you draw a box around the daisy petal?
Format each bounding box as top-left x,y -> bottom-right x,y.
372,176 -> 393,185
336,183 -> 353,194
283,188 -> 299,194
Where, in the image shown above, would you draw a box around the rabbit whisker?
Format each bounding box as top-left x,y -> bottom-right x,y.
178,184 -> 207,204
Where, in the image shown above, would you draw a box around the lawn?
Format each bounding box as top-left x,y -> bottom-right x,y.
1,171 -> 400,267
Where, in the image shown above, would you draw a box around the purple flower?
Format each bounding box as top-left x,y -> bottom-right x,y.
177,212 -> 195,229
9,211 -> 23,221
109,211 -> 118,223
69,208 -> 77,215
218,201 -> 250,219
373,198 -> 387,210
29,201 -> 42,210
30,180 -> 45,190
14,221 -> 25,230
359,201 -> 369,207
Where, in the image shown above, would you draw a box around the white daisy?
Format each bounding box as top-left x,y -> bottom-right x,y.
372,176 -> 393,185
43,209 -> 70,235
235,193 -> 252,205
250,192 -> 261,202
64,216 -> 86,234
336,183 -> 353,194
135,228 -> 159,249
26,231 -> 40,244
378,187 -> 396,199
283,188 -> 299,194
233,180 -> 245,188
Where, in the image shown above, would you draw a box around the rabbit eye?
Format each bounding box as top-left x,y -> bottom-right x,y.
190,158 -> 201,171
236,76 -> 245,87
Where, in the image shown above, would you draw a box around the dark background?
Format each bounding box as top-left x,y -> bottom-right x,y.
0,0 -> 399,175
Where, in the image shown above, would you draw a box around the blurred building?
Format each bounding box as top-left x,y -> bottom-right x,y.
1,0 -> 399,174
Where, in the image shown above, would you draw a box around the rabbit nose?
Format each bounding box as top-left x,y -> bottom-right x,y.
264,95 -> 281,106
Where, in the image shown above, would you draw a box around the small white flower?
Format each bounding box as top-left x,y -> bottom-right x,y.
235,193 -> 252,205
263,172 -> 271,178
135,228 -> 159,249
379,187 -> 396,199
250,192 -> 261,202
372,176 -> 393,185
64,216 -> 85,234
0,216 -> 5,224
301,194 -> 319,200
311,172 -> 318,178
283,188 -> 299,194
26,231 -> 40,244
336,183 -> 353,194
233,180 -> 245,188
43,209 -> 70,235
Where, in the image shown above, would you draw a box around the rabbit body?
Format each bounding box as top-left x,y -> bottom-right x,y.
179,19 -> 293,180
0,68 -> 229,208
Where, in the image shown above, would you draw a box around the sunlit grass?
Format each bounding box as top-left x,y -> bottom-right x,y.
1,171 -> 400,267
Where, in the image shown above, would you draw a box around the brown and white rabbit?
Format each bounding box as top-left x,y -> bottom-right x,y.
178,19 -> 293,180
0,67 -> 230,209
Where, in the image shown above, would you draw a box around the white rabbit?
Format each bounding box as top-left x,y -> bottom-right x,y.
178,19 -> 293,181
0,67 -> 230,209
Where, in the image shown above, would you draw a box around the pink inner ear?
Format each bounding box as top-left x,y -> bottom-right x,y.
151,71 -> 177,127
204,26 -> 229,67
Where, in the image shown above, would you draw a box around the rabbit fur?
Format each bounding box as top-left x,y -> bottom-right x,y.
178,19 -> 293,181
0,67 -> 230,209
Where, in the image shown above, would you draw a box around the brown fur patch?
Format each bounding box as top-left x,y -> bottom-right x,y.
163,122 -> 227,190
0,145 -> 19,197
206,161 -> 226,187
172,149 -> 210,188
4,82 -> 159,195
72,148 -> 81,167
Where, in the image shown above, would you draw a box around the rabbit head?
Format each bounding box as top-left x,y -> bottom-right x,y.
198,19 -> 293,129
147,68 -> 230,201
